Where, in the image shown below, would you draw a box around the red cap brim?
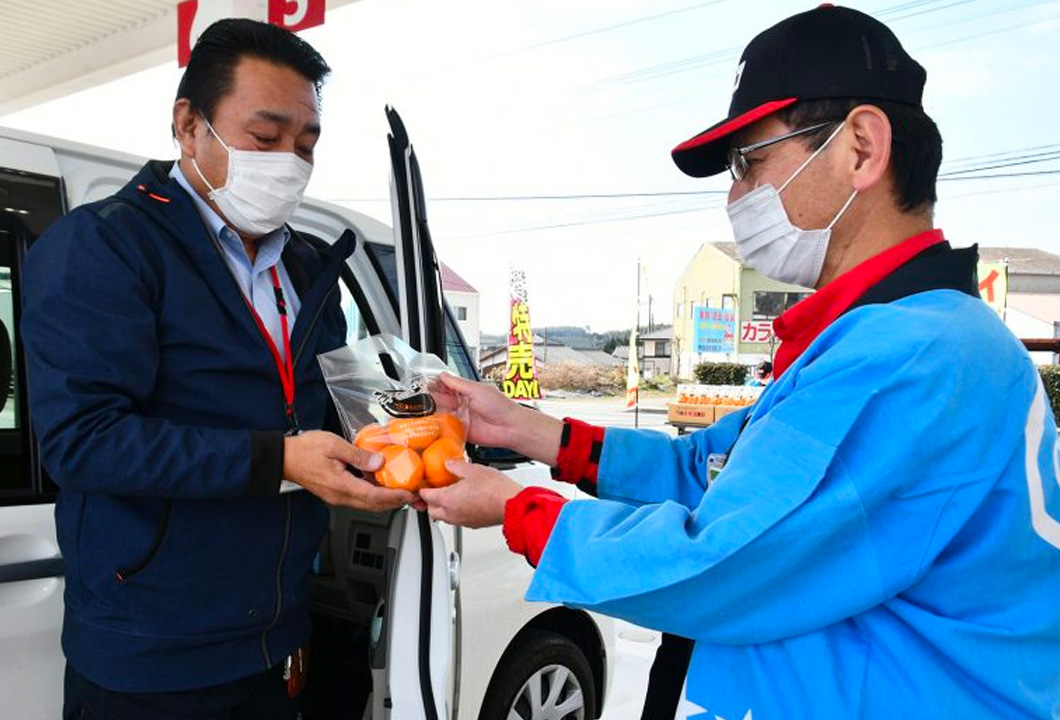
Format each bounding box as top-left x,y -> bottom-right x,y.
671,98 -> 798,178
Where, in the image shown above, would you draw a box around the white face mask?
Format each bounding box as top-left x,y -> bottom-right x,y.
725,123 -> 857,288
191,115 -> 313,236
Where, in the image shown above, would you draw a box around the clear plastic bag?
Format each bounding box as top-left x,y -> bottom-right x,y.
317,334 -> 469,490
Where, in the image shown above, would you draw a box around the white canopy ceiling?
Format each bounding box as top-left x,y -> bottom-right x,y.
0,0 -> 357,117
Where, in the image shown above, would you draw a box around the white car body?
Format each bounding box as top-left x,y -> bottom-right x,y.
0,123 -> 612,720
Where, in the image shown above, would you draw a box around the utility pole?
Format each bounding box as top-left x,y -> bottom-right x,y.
635,259 -> 641,429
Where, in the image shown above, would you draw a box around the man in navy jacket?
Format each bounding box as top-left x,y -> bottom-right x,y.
21,19 -> 415,719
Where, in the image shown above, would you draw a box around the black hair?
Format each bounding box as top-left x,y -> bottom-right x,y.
175,18 -> 330,121
778,98 -> 942,214
756,361 -> 773,377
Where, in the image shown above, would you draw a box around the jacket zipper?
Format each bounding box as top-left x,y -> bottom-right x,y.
194,220 -> 339,666
261,493 -> 293,667
292,284 -> 339,370
195,219 -> 299,669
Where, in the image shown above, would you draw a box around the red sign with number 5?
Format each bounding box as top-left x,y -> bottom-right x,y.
268,0 -> 325,32
178,0 -> 326,67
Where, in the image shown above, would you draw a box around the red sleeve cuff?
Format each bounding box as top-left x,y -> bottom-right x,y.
551,418 -> 606,488
503,486 -> 568,567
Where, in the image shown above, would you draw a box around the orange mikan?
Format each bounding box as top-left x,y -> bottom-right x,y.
434,412 -> 465,442
387,417 -> 440,451
421,436 -> 465,487
354,423 -> 392,453
377,445 -> 424,491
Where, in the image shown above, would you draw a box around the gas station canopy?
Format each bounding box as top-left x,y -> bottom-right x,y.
0,0 -> 357,117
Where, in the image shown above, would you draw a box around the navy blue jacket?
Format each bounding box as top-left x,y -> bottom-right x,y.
21,161 -> 353,692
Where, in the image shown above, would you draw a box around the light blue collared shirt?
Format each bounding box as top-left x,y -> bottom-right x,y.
170,162 -> 301,360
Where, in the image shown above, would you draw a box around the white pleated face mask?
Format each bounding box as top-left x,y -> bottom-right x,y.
191,115 -> 313,237
725,123 -> 857,288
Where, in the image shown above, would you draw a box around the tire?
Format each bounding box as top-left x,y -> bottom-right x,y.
478,628 -> 597,720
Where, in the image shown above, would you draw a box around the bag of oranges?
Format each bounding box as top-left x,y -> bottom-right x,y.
317,334 -> 469,491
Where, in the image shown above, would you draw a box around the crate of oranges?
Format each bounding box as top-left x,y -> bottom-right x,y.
318,334 -> 471,492
668,383 -> 762,426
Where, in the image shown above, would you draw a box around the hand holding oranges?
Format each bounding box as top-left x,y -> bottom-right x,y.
354,412 -> 468,491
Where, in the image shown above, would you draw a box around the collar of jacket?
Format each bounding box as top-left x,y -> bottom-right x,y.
845,241 -> 980,311
772,230 -> 981,379
115,160 -> 357,370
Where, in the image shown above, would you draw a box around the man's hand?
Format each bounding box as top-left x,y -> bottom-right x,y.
283,430 -> 416,511
431,373 -> 521,448
431,373 -> 563,464
418,460 -> 522,528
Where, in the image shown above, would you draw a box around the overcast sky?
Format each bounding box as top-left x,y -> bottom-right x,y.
3,0 -> 1059,334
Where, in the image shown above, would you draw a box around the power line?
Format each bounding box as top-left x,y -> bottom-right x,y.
941,156 -> 1060,177
327,164 -> 1060,205
326,167 -> 1060,206
920,8 -> 1060,50
486,0 -> 733,59
326,189 -> 729,203
882,0 -> 988,22
578,0 -> 1057,113
944,142 -> 1060,168
445,202 -> 720,242
424,167 -> 1060,239
939,169 -> 1060,181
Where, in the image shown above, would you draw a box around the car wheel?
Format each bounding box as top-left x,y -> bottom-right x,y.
478,628 -> 597,720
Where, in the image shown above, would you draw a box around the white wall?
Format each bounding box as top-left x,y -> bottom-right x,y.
1005,305 -> 1057,365
445,289 -> 480,366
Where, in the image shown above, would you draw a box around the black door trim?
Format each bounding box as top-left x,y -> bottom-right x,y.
0,557 -> 64,584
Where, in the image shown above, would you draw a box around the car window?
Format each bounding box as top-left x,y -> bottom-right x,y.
338,280 -> 369,345
444,308 -> 477,380
0,265 -> 18,430
363,241 -> 399,317
363,240 -> 476,378
0,167 -> 65,500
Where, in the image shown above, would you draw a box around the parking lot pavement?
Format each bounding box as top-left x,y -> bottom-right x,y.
599,621 -> 662,719
530,394 -> 675,718
534,393 -> 676,435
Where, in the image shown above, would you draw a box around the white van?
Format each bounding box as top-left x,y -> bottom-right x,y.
0,115 -> 612,720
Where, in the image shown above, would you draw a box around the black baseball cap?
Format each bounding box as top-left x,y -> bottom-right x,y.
671,4 -> 926,178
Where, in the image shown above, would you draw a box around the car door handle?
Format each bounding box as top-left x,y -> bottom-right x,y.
0,557 -> 65,584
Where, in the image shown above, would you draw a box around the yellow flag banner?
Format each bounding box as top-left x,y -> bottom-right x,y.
977,261 -> 1008,317
504,270 -> 541,400
625,325 -> 639,409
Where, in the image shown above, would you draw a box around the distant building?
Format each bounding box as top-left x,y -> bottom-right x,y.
672,242 -> 807,377
672,242 -> 1060,373
640,326 -> 672,378
979,247 -> 1060,364
440,263 -> 480,367
614,327 -> 672,379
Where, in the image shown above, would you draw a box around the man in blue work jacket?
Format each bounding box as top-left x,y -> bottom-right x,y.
22,19 -> 416,719
420,6 -> 1060,719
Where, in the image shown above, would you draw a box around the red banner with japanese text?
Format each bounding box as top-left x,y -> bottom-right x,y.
976,261 -> 1008,317
740,320 -> 775,345
504,270 -> 541,400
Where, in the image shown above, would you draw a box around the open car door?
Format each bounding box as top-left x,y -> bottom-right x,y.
367,106 -> 454,720
290,109 -> 458,720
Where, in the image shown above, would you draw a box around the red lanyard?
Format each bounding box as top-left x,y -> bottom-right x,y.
244,266 -> 298,434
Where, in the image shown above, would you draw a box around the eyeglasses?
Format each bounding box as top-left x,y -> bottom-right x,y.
726,121 -> 833,181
